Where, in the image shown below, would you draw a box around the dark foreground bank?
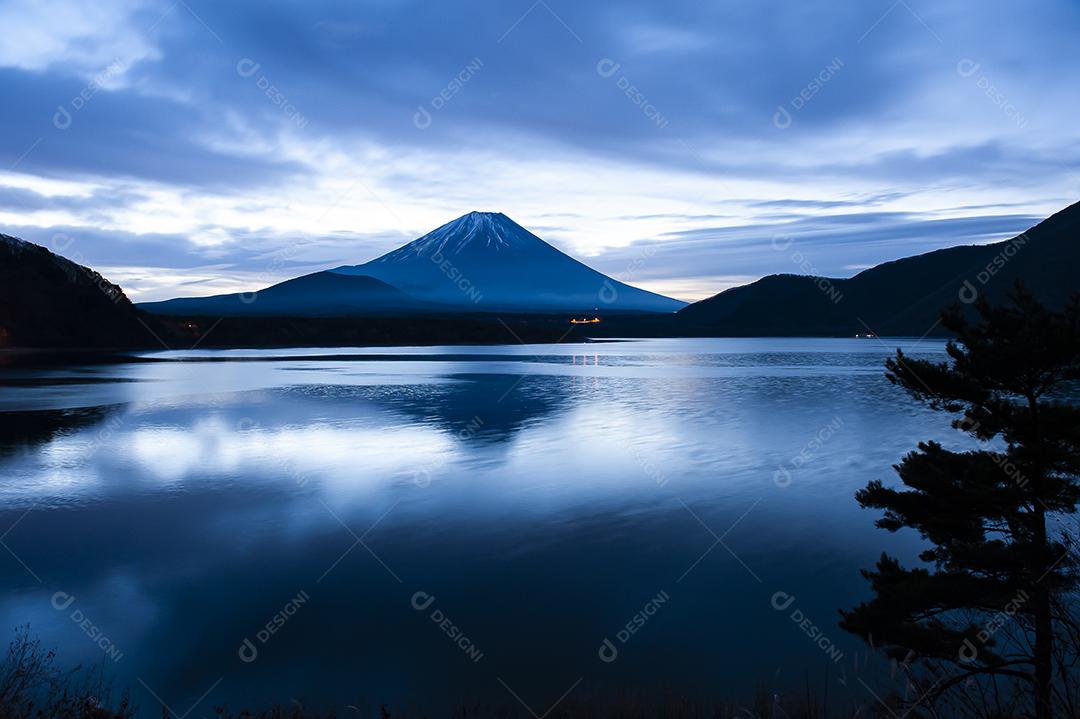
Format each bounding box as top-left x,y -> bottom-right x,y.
0,629 -> 887,719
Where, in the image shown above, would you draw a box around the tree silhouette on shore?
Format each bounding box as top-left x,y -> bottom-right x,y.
842,284 -> 1080,718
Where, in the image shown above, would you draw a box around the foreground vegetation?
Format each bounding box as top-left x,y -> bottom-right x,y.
842,285 -> 1080,718
0,626 -> 895,719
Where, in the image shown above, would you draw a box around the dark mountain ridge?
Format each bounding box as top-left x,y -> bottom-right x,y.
0,234 -> 151,348
2,201 -> 1076,349
677,199 -> 1080,336
138,270 -> 438,317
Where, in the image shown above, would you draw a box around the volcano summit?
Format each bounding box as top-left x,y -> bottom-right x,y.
139,212 -> 686,316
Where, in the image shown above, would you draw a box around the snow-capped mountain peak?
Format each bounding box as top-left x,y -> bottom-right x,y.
330,211 -> 687,313
372,211 -> 541,263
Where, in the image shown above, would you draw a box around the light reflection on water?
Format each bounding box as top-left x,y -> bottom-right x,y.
0,338 -> 961,714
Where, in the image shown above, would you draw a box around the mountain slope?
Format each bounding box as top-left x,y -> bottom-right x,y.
139,212 -> 686,317
0,234 -> 151,348
138,270 -> 435,317
332,211 -> 686,313
678,200 -> 1080,336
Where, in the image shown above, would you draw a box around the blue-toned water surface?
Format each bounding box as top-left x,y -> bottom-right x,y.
0,338 -> 961,715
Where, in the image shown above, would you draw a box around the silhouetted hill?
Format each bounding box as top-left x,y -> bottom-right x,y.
139,270 -> 439,316
0,235 -> 613,350
7,201 -> 1078,349
678,200 -> 1080,336
0,234 -> 152,348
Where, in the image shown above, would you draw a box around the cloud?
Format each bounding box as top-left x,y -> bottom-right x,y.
0,0 -> 161,79
590,211 -> 1043,298
0,185 -> 147,214
0,0 -> 1077,302
0,68 -> 308,189
0,220 -> 420,301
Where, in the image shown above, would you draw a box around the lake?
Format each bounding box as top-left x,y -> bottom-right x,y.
0,337 -> 962,715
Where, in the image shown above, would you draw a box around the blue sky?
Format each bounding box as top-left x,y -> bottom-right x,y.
0,0 -> 1077,301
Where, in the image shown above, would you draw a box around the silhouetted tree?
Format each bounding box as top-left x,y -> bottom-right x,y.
841,284 -> 1080,718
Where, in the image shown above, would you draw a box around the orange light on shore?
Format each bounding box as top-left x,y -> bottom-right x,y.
569,317 -> 601,324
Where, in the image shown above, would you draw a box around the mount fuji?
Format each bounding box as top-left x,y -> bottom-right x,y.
332,212 -> 684,312
140,212 -> 685,316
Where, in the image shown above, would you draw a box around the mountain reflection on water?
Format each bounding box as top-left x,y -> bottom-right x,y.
0,338 -> 959,715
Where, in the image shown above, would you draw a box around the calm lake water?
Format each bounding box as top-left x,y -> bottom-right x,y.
0,337 -> 964,715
